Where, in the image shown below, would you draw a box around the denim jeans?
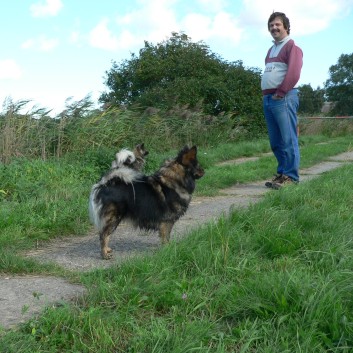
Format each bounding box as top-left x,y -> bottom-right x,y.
263,89 -> 300,181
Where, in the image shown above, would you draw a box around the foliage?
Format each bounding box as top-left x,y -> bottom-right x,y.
0,98 -> 59,163
297,84 -> 324,115
0,96 -> 103,163
299,117 -> 353,137
325,53 -> 353,115
57,94 -> 99,119
100,32 -> 265,131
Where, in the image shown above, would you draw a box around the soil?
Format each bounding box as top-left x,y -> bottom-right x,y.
1,151 -> 353,330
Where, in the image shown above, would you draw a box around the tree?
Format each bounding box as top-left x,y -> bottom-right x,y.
298,84 -> 324,115
325,53 -> 353,115
100,32 -> 263,122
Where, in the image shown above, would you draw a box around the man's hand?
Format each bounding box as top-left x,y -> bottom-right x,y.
272,94 -> 283,100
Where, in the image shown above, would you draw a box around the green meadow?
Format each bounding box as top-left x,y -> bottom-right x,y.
1,127 -> 353,351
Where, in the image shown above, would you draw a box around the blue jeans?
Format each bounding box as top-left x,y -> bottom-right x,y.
263,89 -> 300,181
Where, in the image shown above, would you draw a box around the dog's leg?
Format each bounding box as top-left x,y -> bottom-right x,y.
100,226 -> 113,260
99,219 -> 118,260
159,222 -> 174,244
99,209 -> 120,259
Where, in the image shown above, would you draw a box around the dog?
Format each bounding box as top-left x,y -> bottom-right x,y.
111,143 -> 149,171
89,145 -> 205,259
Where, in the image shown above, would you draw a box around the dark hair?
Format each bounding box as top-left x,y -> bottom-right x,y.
268,12 -> 290,34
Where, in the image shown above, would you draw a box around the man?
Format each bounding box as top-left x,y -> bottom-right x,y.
261,12 -> 303,189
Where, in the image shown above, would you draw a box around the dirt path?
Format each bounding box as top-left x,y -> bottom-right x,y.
1,151 -> 352,330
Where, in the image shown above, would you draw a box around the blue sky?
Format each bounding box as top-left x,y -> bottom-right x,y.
1,0 -> 353,116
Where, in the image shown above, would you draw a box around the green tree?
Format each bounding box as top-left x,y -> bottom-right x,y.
100,32 -> 263,124
325,53 -> 353,115
298,84 -> 324,115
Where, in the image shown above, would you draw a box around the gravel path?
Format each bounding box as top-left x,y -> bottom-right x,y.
1,151 -> 352,330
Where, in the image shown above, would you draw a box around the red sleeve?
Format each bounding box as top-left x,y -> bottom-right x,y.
276,42 -> 303,97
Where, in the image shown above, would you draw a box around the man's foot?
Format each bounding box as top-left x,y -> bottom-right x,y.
265,173 -> 283,188
271,175 -> 297,190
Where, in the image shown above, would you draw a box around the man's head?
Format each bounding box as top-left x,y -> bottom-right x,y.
268,12 -> 290,42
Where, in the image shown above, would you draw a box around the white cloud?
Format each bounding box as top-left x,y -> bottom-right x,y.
0,60 -> 22,80
87,0 -> 352,55
241,0 -> 353,36
183,12 -> 242,44
116,30 -> 141,50
117,0 -> 178,43
89,19 -> 119,51
181,14 -> 212,41
113,0 -> 242,49
21,36 -> 59,51
30,0 -> 63,18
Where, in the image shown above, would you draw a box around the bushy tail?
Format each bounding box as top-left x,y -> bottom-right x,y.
88,184 -> 103,230
111,149 -> 135,169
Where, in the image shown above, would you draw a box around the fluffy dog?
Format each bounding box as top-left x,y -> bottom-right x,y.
89,145 -> 204,259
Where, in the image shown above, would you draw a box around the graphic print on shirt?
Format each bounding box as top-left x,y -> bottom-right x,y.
261,62 -> 288,90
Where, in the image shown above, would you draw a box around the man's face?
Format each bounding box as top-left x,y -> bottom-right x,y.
268,17 -> 288,42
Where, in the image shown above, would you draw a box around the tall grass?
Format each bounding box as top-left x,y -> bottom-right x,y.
0,101 -> 244,163
300,117 -> 353,137
0,103 -> 57,163
2,99 -> 353,164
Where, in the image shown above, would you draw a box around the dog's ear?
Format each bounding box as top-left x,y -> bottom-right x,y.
135,143 -> 149,156
141,143 -> 149,156
179,145 -> 197,165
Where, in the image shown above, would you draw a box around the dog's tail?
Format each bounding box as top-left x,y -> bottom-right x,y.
111,148 -> 135,169
89,184 -> 103,230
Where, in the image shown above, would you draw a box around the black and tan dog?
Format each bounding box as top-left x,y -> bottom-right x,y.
89,145 -> 204,259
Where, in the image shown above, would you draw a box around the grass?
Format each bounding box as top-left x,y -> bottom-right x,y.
1,160 -> 353,351
0,135 -> 353,351
196,135 -> 352,195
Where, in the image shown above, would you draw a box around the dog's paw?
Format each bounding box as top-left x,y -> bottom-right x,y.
101,248 -> 113,260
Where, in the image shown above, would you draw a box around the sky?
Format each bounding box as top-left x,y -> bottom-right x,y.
1,0 -> 353,116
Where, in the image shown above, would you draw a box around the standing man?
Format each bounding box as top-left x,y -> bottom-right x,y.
261,12 -> 303,189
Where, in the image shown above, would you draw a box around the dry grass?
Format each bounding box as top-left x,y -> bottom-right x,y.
299,118 -> 353,136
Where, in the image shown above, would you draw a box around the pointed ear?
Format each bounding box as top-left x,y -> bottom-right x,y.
181,145 -> 197,165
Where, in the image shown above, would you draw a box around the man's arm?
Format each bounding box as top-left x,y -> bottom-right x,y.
276,43 -> 303,97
